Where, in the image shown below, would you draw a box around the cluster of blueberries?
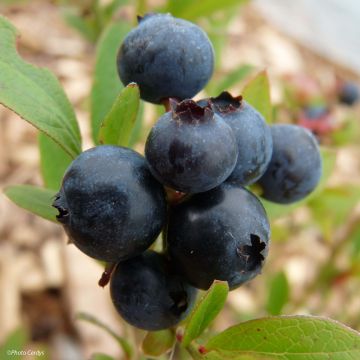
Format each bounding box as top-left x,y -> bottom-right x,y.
53,13 -> 322,331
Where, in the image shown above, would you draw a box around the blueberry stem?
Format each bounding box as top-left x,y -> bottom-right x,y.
162,98 -> 178,112
185,343 -> 203,360
165,187 -> 188,205
98,262 -> 116,287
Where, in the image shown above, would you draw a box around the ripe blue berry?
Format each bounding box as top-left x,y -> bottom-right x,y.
200,92 -> 273,185
298,105 -> 335,136
257,124 -> 322,204
53,145 -> 166,262
338,81 -> 359,106
117,13 -> 214,104
145,100 -> 238,193
165,183 -> 270,290
110,251 -> 197,331
303,105 -> 329,119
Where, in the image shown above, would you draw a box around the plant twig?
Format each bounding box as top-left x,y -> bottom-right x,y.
76,312 -> 134,359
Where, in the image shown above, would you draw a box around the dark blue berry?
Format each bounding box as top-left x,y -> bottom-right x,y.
53,145 -> 166,262
117,13 -> 214,104
338,81 -> 359,106
165,183 -> 270,290
303,105 -> 328,119
200,92 -> 273,185
145,100 -> 238,193
110,251 -> 197,330
298,105 -> 335,137
257,124 -> 322,204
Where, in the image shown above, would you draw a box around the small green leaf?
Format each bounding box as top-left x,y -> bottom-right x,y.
266,272 -> 289,315
128,101 -> 144,147
142,329 -> 175,357
136,0 -> 148,15
203,352 -> 262,360
350,224 -> 360,258
308,147 -> 358,238
214,64 -> 254,94
242,70 -> 272,123
165,0 -> 194,18
91,20 -> 131,143
0,328 -> 28,359
90,353 -> 115,360
204,10 -> 238,72
309,186 -> 360,230
182,281 -> 229,347
62,7 -> 98,43
205,316 -> 360,360
98,83 -> 140,146
4,185 -> 58,222
104,1 -> 129,21
38,133 -> 72,190
77,312 -> 133,360
0,16 -> 81,158
166,0 -> 249,20
332,116 -> 360,146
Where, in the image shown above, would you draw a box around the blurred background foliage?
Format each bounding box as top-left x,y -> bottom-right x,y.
1,0 -> 360,359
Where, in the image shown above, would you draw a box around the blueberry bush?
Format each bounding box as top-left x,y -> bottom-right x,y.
1,1 -> 360,359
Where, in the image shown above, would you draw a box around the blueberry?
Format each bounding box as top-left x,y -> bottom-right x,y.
53,145 -> 166,262
257,124 -> 322,204
303,105 -> 328,119
200,92 -> 273,185
165,183 -> 270,290
298,105 -> 334,137
338,81 -> 359,106
145,99 -> 238,193
110,251 -> 197,330
117,13 -> 214,104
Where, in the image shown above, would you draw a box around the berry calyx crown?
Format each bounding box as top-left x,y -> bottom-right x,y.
210,91 -> 242,113
171,99 -> 214,124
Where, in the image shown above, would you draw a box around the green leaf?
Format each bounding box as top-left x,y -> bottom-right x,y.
205,316 -> 360,360
165,0 -> 249,20
350,224 -> 360,258
76,312 -> 133,360
308,147 -> 358,238
91,20 -> 131,143
309,185 -> 360,235
38,133 -> 72,190
0,328 -> 28,359
242,70 -> 272,123
0,16 -> 81,158
4,185 -> 58,222
204,10 -> 238,72
136,0 -> 148,15
266,272 -> 289,315
214,65 -> 254,94
128,101 -> 144,147
182,281 -> 229,347
62,7 -> 98,43
332,116 -> 360,146
90,353 -> 115,360
165,0 -> 194,18
98,83 -> 140,146
104,0 -> 129,21
142,329 -> 175,357
203,352 -> 263,360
